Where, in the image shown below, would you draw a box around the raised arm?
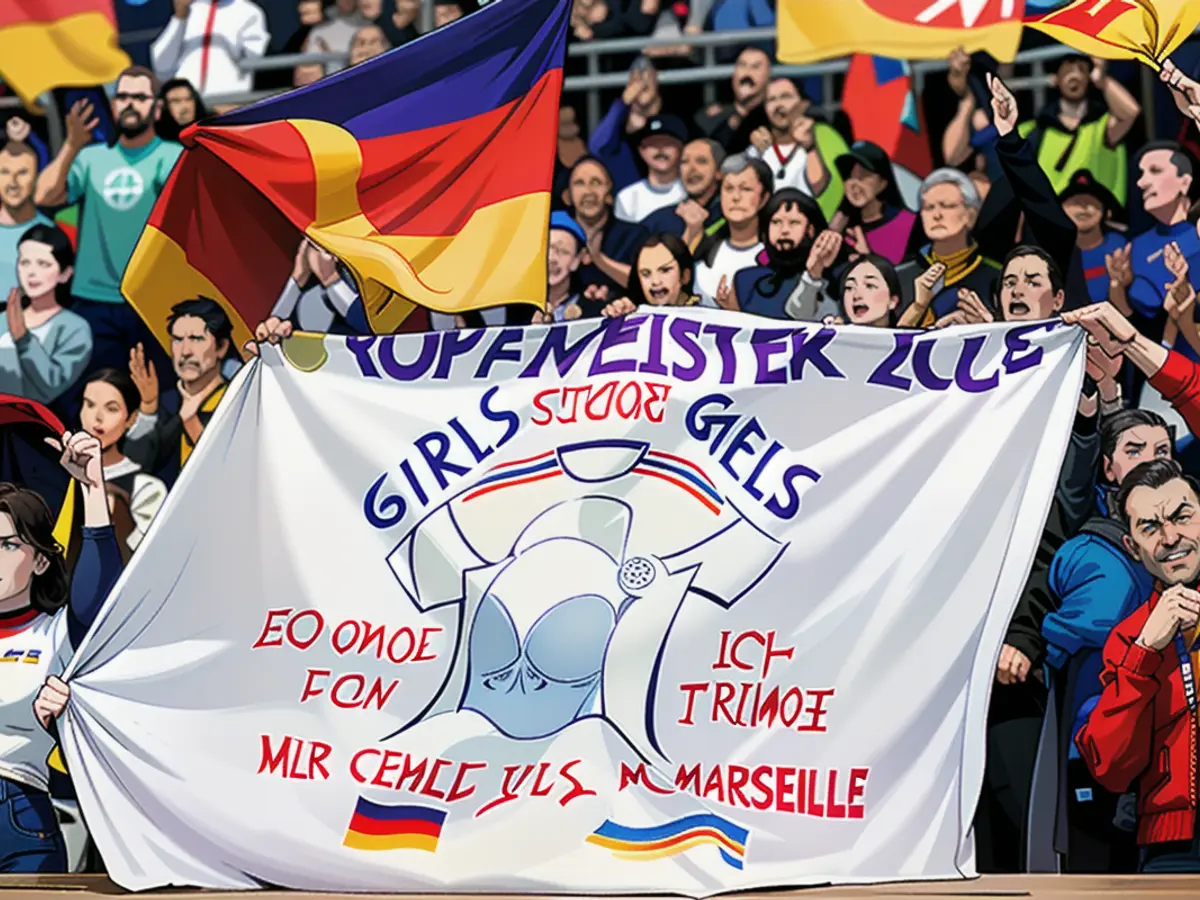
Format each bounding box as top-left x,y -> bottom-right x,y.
1091,59 -> 1140,148
34,101 -> 97,207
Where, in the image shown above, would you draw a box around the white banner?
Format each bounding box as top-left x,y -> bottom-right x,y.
60,310 -> 1084,895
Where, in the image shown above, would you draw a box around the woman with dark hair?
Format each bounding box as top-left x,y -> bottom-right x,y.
831,254 -> 903,327
78,369 -> 167,562
835,142 -> 918,265
155,79 -> 209,143
601,233 -> 698,316
0,225 -> 91,405
0,429 -> 120,872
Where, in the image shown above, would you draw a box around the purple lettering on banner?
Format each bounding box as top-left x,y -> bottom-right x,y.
703,323 -> 739,384
1003,323 -> 1049,375
789,327 -> 844,380
519,321 -> 606,379
751,328 -> 793,384
867,333 -> 914,391
433,330 -> 485,379
912,340 -> 952,391
590,315 -> 646,376
475,328 -> 525,380
669,317 -> 707,381
638,314 -> 669,376
955,336 -> 1000,393
345,337 -> 381,378
378,333 -> 440,381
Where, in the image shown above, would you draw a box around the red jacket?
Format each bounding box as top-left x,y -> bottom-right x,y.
1152,350 -> 1200,437
1075,589 -> 1197,845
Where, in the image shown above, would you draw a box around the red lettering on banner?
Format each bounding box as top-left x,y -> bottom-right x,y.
529,380 -> 673,426
475,760 -> 598,816
256,734 -> 332,781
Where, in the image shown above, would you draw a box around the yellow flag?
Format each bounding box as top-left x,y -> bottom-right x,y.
778,0 -> 1024,65
1025,1 -> 1200,69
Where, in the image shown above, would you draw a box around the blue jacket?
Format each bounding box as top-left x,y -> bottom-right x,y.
1044,526 -> 1152,758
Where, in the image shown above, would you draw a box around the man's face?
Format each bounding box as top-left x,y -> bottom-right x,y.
298,0 -> 323,26
568,160 -> 611,222
638,136 -> 681,179
764,79 -> 801,132
680,140 -> 717,199
358,0 -> 383,17
720,168 -> 765,226
112,75 -> 158,139
165,86 -> 197,127
1057,60 -> 1090,103
1062,193 -> 1104,232
349,25 -> 388,65
920,181 -> 975,242
1124,479 -> 1200,585
1000,254 -> 1063,321
171,315 -> 225,386
1105,425 -> 1172,485
1138,149 -> 1192,216
0,147 -> 35,213
843,163 -> 886,209
547,230 -> 581,289
767,201 -> 810,252
732,49 -> 770,106
435,4 -> 464,27
393,0 -> 420,27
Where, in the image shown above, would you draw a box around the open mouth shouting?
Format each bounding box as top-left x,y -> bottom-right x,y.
1006,300 -> 1030,318
648,285 -> 671,302
851,302 -> 870,318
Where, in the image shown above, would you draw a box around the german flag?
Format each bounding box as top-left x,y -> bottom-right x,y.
122,0 -> 571,352
0,1 -> 130,107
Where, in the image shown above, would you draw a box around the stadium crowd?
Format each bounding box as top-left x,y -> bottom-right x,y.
3,0 -> 1200,881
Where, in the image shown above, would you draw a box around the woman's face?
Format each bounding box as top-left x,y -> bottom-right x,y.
637,243 -> 685,305
81,381 -> 133,451
0,512 -> 45,603
842,261 -> 896,326
843,163 -> 886,209
16,239 -> 67,301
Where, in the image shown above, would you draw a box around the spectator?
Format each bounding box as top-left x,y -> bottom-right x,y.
434,0 -> 480,29
388,0 -> 422,45
614,114 -> 687,223
0,141 -> 51,300
294,61 -> 326,87
124,299 -> 233,485
1043,408 -> 1170,874
565,157 -> 646,304
584,0 -> 657,41
600,233 -> 698,316
731,188 -> 839,320
33,68 -> 181,400
151,0 -> 270,98
555,107 -> 589,205
78,368 -> 168,562
695,47 -> 771,153
589,63 -> 664,194
0,224 -> 92,406
270,239 -> 369,334
641,138 -> 724,250
1018,56 -> 1140,208
1059,170 -> 1126,304
746,79 -> 829,198
4,117 -> 48,171
833,253 -> 903,327
693,154 -> 771,307
835,141 -> 918,266
255,1 -> 325,92
305,0 -> 368,72
935,245 -> 1068,327
532,212 -> 587,324
349,24 -> 391,66
155,78 -> 209,143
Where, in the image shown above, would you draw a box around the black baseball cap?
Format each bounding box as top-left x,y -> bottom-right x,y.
1059,169 -> 1122,216
633,114 -> 688,147
835,141 -> 903,207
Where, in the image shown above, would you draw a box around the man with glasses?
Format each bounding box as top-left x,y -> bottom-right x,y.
34,67 -> 182,403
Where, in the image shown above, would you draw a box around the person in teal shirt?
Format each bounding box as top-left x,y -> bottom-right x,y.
35,68 -> 181,414
0,141 -> 52,301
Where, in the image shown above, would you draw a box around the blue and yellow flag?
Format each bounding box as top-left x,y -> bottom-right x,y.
122,0 -> 571,349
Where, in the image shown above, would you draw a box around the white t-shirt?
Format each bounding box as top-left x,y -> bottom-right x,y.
756,143 -> 811,195
0,609 -> 72,792
694,241 -> 764,307
149,0 -> 270,95
614,179 -> 686,224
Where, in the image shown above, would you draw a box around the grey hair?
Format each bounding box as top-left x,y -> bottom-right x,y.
919,167 -> 982,211
694,138 -> 726,168
721,153 -> 750,176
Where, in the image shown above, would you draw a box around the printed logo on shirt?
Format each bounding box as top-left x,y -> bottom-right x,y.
103,167 -> 146,211
0,648 -> 42,664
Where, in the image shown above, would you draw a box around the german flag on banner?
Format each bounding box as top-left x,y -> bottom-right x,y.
0,1 -> 130,107
1025,0 -> 1200,68
122,0 -> 571,352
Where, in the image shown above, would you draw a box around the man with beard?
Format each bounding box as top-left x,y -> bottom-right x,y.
563,157 -> 647,310
0,141 -> 50,300
1018,55 -> 1139,207
35,68 -> 181,399
640,139 -> 724,250
694,48 -> 771,154
1076,458 -> 1200,872
729,188 -> 841,321
614,115 -> 688,224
